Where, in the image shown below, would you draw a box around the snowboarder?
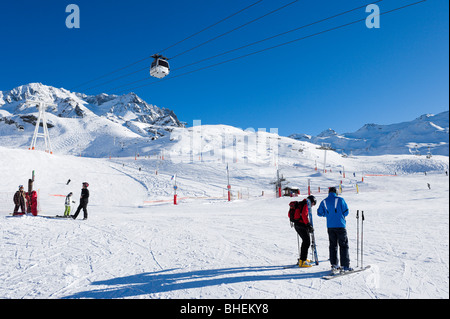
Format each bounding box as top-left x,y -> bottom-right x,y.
291,195 -> 316,268
72,182 -> 89,220
63,192 -> 75,217
13,185 -> 26,216
317,187 -> 352,272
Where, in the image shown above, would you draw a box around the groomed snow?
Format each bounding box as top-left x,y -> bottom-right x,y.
0,141 -> 448,299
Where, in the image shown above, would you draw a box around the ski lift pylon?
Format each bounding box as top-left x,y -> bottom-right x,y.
150,54 -> 170,79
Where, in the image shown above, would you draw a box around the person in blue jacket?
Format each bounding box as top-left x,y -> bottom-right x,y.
317,187 -> 352,272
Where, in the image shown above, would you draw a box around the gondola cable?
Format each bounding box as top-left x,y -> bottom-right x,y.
100,0 -> 383,93
82,0 -> 301,91
70,0 -> 264,90
112,0 -> 426,94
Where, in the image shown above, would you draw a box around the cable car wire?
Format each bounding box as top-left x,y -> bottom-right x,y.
156,0 -> 264,56
104,0 -> 384,92
84,0 -> 380,93
70,0 -> 264,91
112,0 -> 426,95
81,0 -> 301,92
168,0 -> 300,60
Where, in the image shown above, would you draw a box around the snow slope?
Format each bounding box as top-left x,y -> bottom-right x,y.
0,127 -> 448,299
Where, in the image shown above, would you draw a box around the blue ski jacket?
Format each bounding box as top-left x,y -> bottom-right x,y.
317,192 -> 349,228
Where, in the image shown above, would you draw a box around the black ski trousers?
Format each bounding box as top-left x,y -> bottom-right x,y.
328,228 -> 350,268
294,222 -> 310,261
73,200 -> 88,219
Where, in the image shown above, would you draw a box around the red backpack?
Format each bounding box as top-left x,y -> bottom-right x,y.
288,199 -> 307,223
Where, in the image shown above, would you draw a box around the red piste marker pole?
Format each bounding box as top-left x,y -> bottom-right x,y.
226,163 -> 231,202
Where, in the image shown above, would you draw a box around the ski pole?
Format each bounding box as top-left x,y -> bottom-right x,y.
361,211 -> 365,268
356,210 -> 359,268
297,233 -> 301,263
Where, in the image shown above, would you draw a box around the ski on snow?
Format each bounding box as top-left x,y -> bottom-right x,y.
322,265 -> 371,280
308,209 -> 319,265
40,215 -> 74,219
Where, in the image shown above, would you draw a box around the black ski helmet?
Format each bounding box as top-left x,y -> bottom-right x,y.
329,187 -> 337,194
307,195 -> 316,205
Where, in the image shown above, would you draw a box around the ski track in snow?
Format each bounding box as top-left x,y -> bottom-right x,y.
0,146 -> 448,299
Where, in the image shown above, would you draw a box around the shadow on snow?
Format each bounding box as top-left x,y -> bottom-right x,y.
63,265 -> 330,299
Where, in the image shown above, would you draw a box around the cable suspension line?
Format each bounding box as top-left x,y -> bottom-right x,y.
85,0 -> 381,93
112,0 -> 426,95
70,0 -> 264,91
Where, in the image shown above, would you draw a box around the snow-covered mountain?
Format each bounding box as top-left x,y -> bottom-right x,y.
0,83 -> 183,137
1,83 -> 448,158
290,111 -> 449,156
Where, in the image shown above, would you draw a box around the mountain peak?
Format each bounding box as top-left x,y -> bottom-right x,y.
290,110 -> 449,156
317,128 -> 338,137
0,83 -> 184,137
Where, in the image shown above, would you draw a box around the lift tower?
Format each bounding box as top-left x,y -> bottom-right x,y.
27,100 -> 54,154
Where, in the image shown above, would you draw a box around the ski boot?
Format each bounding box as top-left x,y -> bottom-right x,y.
298,260 -> 312,268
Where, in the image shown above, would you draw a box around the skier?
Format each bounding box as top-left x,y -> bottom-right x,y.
72,182 -> 89,220
292,195 -> 316,268
317,187 -> 352,272
29,190 -> 38,216
63,192 -> 75,217
13,185 -> 26,216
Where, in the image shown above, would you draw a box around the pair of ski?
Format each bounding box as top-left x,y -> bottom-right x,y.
286,209 -> 371,280
42,215 -> 73,219
323,210 -> 370,280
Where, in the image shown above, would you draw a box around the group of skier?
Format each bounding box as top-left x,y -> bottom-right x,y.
12,184 -> 38,216
290,186 -> 352,273
13,182 -> 90,220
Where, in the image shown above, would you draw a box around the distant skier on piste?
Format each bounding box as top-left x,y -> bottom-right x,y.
72,182 -> 89,220
288,195 -> 317,268
317,187 -> 352,272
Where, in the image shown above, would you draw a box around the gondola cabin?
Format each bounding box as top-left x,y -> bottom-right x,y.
150,54 -> 170,79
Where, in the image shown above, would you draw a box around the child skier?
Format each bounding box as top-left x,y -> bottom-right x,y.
63,192 -> 75,217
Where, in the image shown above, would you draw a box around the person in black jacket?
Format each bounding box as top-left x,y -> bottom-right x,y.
13,185 -> 26,216
72,182 -> 89,220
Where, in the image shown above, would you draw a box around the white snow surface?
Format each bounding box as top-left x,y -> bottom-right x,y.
0,125 -> 449,299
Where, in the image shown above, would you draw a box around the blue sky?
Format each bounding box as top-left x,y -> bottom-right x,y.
0,0 -> 448,136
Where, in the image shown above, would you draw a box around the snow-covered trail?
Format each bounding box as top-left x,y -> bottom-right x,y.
0,147 -> 448,299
